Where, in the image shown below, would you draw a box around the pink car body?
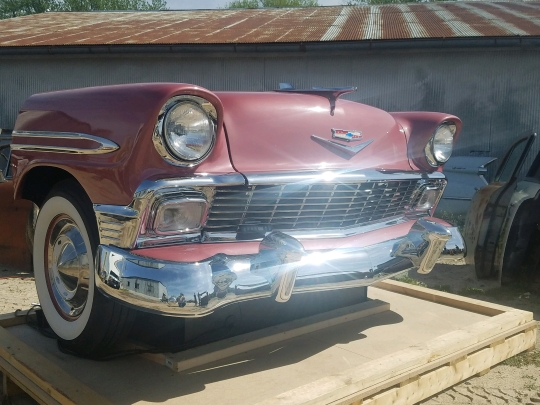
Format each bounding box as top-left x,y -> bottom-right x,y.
2,83 -> 464,322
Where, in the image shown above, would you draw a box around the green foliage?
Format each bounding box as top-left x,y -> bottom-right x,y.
227,0 -> 258,8
228,0 -> 318,8
1,0 -> 166,18
0,0 -> 56,18
392,274 -> 427,288
344,0 -> 450,4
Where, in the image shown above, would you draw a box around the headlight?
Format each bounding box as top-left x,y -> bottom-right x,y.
153,96 -> 217,166
424,122 -> 456,166
164,101 -> 214,162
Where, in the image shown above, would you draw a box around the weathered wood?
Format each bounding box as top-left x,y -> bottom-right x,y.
0,280 -> 535,405
255,326 -> 536,405
3,370 -> 25,397
0,327 -> 114,405
373,279 -> 519,316
160,299 -> 390,372
0,312 -> 34,328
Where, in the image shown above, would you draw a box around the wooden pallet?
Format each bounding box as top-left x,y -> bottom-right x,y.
0,280 -> 536,405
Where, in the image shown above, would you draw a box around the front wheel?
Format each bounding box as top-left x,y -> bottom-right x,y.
34,181 -> 134,357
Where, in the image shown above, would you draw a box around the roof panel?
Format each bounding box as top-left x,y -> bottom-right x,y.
1,2 -> 540,47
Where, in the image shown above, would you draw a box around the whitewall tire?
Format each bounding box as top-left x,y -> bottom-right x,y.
33,180 -> 134,357
34,195 -> 95,340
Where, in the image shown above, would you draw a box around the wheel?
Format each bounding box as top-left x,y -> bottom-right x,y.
33,180 -> 134,357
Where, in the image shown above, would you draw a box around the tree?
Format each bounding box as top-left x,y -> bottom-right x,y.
1,0 -> 166,19
343,0 -> 447,4
228,0 -> 319,8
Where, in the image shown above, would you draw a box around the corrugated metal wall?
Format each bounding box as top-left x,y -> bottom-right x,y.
1,48 -> 539,167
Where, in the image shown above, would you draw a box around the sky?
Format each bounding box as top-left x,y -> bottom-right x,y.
166,0 -> 344,10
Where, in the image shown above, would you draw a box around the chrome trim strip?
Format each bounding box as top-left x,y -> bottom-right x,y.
203,216 -> 409,243
244,169 -> 445,185
95,220 -> 456,317
11,130 -> 119,155
134,174 -> 245,198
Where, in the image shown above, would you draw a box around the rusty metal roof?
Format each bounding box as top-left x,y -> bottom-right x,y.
1,2 -> 540,47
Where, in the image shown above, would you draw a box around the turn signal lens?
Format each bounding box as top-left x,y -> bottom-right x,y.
414,186 -> 442,211
153,199 -> 208,235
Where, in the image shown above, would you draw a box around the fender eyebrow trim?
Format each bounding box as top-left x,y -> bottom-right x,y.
11,130 -> 119,155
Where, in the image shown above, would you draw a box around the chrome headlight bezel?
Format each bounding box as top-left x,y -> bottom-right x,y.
153,95 -> 217,167
424,122 -> 457,167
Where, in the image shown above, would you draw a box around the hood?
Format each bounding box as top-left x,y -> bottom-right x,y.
217,91 -> 411,173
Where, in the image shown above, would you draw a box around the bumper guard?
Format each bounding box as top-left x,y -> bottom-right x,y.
96,218 -> 460,317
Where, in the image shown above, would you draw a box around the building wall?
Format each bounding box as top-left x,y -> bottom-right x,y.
1,47 -> 539,168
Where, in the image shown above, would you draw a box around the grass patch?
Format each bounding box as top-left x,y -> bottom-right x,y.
392,275 -> 427,288
459,287 -> 485,296
432,284 -> 452,293
501,349 -> 540,368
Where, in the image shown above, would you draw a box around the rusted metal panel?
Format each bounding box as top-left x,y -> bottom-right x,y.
2,2 -> 540,47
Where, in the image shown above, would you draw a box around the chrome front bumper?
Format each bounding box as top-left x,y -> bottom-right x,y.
95,218 -> 460,317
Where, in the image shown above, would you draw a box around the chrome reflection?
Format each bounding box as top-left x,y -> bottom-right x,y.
12,131 -> 119,154
96,221 -> 456,317
440,226 -> 466,259
45,216 -> 90,320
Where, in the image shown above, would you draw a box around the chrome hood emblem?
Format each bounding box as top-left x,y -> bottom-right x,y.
311,134 -> 374,160
331,129 -> 363,142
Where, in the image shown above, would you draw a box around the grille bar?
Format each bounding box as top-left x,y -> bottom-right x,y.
204,180 -> 440,234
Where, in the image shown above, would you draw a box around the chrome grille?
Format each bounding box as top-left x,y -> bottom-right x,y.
205,180 -> 437,233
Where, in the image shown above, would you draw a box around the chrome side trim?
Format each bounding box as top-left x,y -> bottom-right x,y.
95,220 -> 454,317
245,169 -> 445,185
11,131 -> 119,155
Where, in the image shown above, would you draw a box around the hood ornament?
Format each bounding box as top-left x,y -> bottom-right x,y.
275,83 -> 357,116
311,131 -> 373,160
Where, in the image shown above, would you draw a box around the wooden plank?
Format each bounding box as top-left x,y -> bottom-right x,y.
373,279 -> 517,316
0,326 -> 114,405
359,329 -> 536,405
254,312 -> 536,405
0,312 -> 34,328
161,299 -> 390,372
0,360 -> 57,405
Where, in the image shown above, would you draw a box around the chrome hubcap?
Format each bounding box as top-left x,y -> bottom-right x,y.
45,215 -> 90,320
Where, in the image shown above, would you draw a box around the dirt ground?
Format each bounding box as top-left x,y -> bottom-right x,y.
0,262 -> 539,404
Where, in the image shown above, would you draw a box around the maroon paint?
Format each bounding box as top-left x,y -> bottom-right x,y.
217,91 -> 412,173
12,83 -> 234,205
390,112 -> 462,171
11,84 -> 461,210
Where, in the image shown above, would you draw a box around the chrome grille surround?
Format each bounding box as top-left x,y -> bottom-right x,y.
205,178 -> 446,238
93,171 -> 447,249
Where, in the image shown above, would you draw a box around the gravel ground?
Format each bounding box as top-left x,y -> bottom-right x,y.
0,262 -> 539,404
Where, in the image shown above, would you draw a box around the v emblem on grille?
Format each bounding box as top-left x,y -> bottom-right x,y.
311,135 -> 374,160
